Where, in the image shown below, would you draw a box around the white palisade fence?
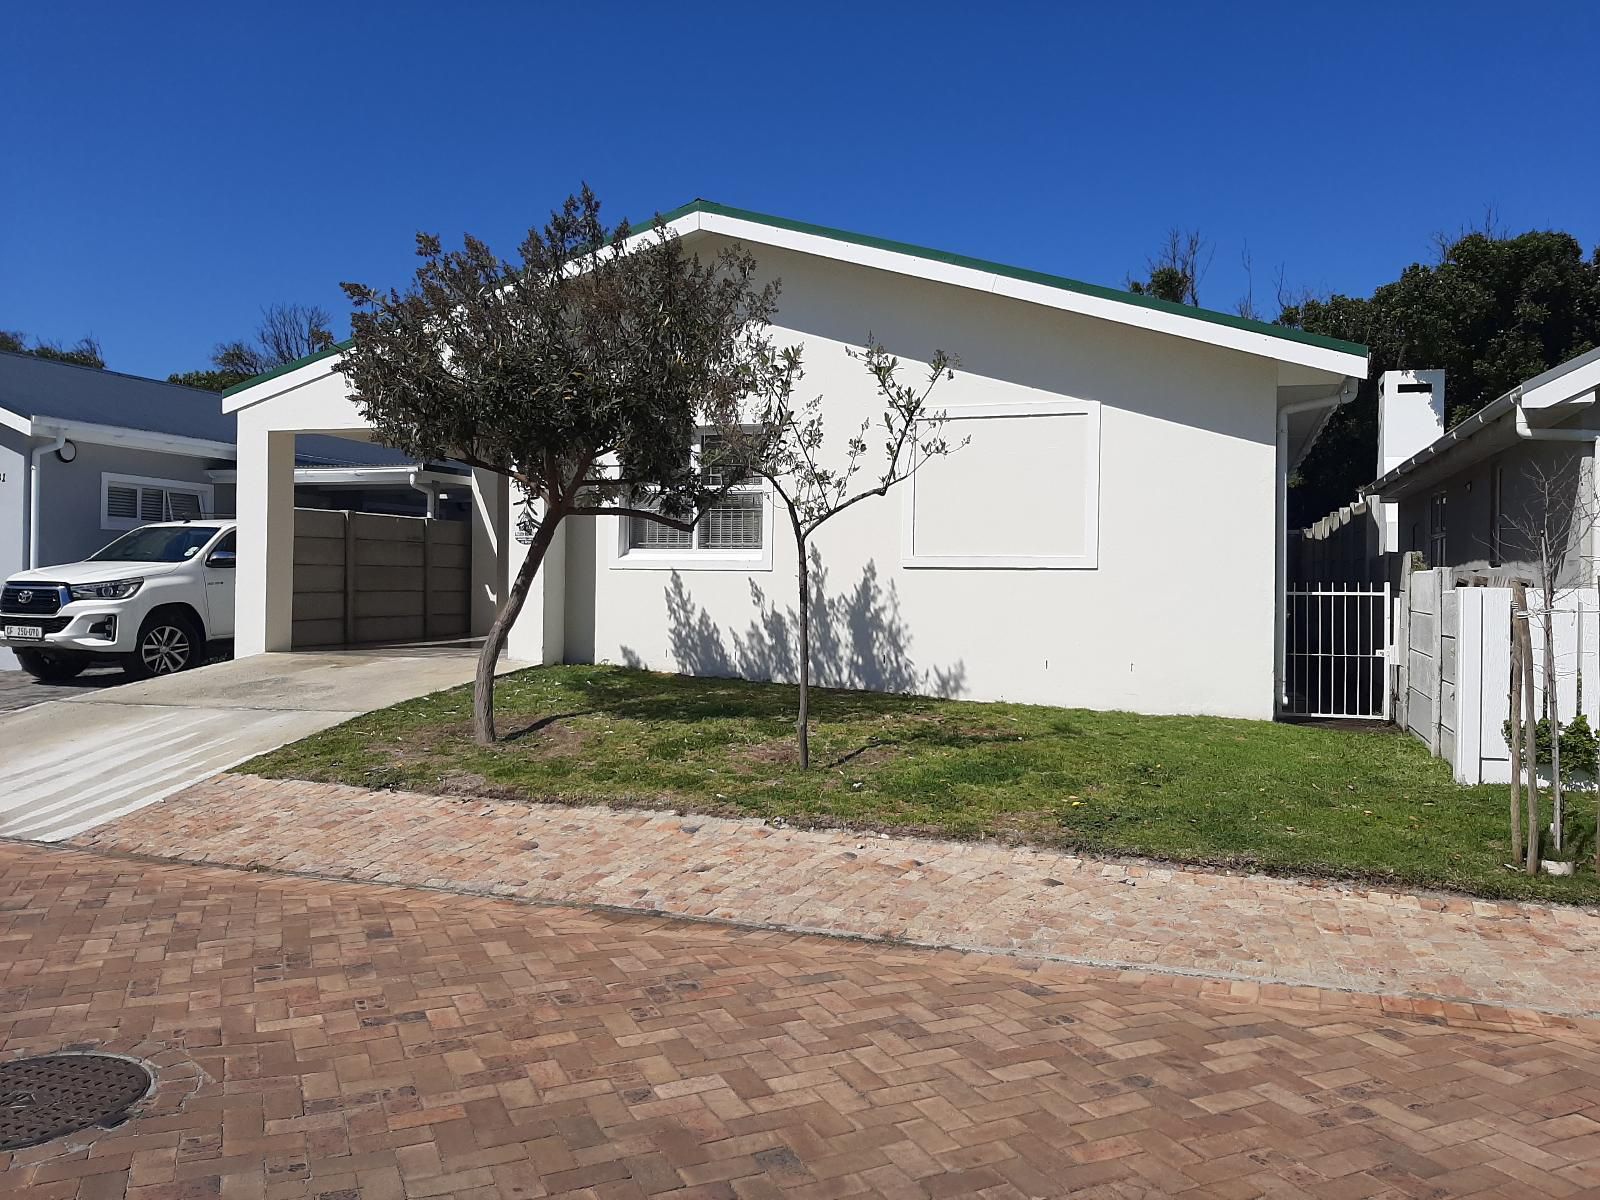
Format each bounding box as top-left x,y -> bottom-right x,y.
1398,567 -> 1597,784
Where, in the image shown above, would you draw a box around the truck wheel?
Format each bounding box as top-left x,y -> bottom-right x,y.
15,648 -> 89,682
124,612 -> 202,680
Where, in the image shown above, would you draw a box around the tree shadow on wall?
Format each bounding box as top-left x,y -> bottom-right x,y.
619,548 -> 967,700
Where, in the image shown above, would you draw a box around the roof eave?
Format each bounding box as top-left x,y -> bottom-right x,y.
224,199 -> 1371,410
666,202 -> 1369,375
221,340 -> 352,409
30,417 -> 238,461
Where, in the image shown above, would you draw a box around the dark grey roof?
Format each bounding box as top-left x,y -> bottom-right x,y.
295,435 -> 420,469
0,351 -> 440,470
0,350 -> 236,443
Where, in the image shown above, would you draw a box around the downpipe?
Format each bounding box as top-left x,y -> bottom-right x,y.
408,471 -> 438,518
27,433 -> 67,568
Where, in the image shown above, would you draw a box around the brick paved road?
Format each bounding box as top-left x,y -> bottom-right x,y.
6,841 -> 1600,1199
80,775 -> 1600,1020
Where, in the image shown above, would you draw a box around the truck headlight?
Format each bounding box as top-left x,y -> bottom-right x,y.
70,578 -> 144,601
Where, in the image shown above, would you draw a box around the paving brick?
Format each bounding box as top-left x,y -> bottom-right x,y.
4,835 -> 1599,1198
75,774 -> 1600,1021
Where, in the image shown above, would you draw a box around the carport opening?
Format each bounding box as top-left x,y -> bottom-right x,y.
286,434 -> 474,651
293,507 -> 472,650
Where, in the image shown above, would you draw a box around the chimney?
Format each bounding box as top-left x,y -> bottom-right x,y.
1375,368 -> 1445,553
1377,369 -> 1446,477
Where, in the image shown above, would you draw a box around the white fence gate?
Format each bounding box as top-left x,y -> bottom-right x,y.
1282,583 -> 1392,719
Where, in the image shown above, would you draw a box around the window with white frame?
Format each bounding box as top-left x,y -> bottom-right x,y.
619,432 -> 770,567
101,473 -> 214,531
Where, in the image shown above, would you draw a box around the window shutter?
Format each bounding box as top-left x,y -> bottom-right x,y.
106,484 -> 139,521
139,488 -> 166,522
168,491 -> 203,519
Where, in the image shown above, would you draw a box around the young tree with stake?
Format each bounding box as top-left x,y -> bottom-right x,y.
336,187 -> 778,743
1499,455 -> 1600,863
713,341 -> 962,768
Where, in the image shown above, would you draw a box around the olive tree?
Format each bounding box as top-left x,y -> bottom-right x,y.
712,341 -> 961,768
337,187 -> 777,742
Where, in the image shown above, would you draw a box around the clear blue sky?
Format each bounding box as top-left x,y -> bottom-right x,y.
5,2 -> 1598,381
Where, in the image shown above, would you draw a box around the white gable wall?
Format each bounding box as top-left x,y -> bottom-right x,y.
569,240 -> 1280,718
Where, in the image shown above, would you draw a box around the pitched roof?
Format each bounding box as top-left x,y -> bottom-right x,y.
669,201 -> 1366,358
224,200 -> 1368,403
0,350 -> 236,443
0,351 -> 418,468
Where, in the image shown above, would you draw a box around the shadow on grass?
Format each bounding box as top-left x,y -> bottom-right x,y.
541,667 -> 937,727
501,710 -> 601,742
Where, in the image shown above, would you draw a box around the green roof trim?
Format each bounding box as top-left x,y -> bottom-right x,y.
669,200 -> 1368,358
221,339 -> 352,398
224,200 -> 1365,402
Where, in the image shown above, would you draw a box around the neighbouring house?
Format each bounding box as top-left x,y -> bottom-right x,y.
0,351 -> 468,669
1368,348 -> 1600,586
222,201 -> 1369,720
1295,348 -> 1600,589
1290,348 -> 1600,777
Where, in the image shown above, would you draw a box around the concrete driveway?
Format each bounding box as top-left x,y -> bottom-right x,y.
0,646 -> 516,842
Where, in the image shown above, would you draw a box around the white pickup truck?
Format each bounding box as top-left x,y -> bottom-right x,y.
0,521 -> 236,681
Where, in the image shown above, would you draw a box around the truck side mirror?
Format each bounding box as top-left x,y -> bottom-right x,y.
207,549 -> 237,569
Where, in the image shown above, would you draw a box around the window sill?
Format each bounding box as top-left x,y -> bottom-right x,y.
612,549 -> 772,572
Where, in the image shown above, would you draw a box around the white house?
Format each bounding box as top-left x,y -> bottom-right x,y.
223,201 -> 1369,720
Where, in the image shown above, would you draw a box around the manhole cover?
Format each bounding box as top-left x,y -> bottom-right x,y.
0,1054 -> 153,1150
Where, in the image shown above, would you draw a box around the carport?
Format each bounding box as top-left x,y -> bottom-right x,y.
221,347 -> 564,661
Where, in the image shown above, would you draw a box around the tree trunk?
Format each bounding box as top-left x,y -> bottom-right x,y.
1513,582 -> 1539,874
795,529 -> 811,770
1509,623 -> 1525,865
473,511 -> 560,745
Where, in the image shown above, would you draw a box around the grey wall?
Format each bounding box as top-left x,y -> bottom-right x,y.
1396,439 -> 1591,588
32,441 -> 230,568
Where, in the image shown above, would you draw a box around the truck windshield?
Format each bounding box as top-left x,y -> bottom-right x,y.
90,526 -> 222,563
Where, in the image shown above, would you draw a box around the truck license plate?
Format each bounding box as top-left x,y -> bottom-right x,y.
3,624 -> 43,640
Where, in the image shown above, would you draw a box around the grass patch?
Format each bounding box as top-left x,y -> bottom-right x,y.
244,664 -> 1600,904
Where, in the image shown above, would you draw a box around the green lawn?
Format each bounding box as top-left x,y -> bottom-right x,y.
243,664 -> 1600,903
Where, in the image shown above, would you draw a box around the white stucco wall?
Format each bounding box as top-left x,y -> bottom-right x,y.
224,235 -> 1302,717
572,240 -> 1281,719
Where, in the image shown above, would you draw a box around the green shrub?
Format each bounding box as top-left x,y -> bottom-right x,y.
1503,712 -> 1599,779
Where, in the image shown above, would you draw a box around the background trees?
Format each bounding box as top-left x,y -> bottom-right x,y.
1126,222 -> 1600,527
1284,229 -> 1600,525
336,187 -> 778,743
168,302 -> 335,391
0,330 -> 105,368
1126,228 -> 1210,306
